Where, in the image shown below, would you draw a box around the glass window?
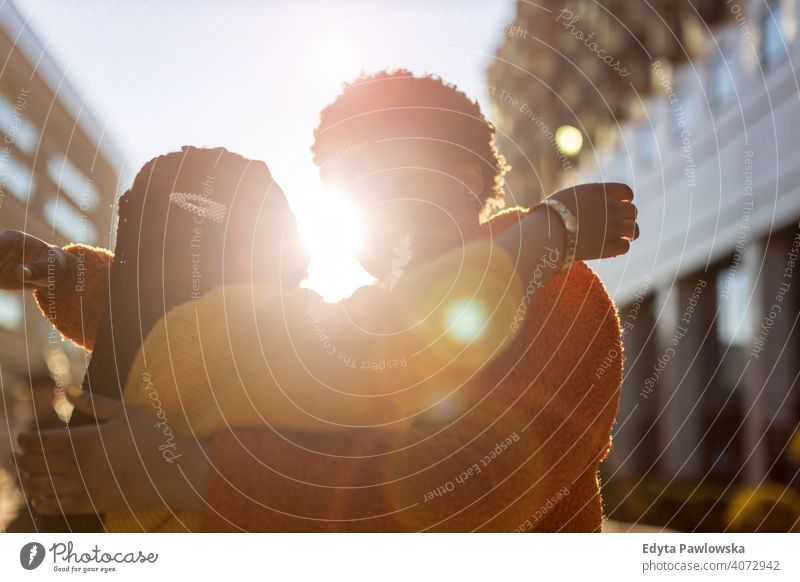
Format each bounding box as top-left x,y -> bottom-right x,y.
47,155 -> 99,212
0,151 -> 36,201
636,124 -> 656,170
670,86 -> 695,142
608,146 -> 633,185
44,197 -> 97,244
0,290 -> 22,329
0,93 -> 39,155
761,1 -> 787,69
716,266 -> 752,347
711,53 -> 735,110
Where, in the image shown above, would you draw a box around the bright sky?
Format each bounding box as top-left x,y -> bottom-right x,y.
16,0 -> 517,300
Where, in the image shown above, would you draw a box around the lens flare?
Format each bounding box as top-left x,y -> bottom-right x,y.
555,124 -> 583,156
444,299 -> 488,343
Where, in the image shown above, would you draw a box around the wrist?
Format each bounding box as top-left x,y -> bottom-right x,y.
50,245 -> 79,300
533,203 -> 566,259
540,199 -> 577,272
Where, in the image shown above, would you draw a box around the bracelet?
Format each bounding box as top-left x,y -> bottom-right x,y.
541,198 -> 577,273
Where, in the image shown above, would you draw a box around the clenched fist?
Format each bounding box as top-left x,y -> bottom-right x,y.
549,182 -> 639,260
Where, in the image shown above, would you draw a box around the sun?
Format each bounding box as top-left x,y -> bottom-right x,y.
296,185 -> 373,302
298,187 -> 363,255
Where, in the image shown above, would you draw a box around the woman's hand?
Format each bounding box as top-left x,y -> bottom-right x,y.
0,230 -> 77,298
549,182 -> 638,260
12,389 -> 212,515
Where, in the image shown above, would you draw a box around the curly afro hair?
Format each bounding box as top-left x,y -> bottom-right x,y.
312,69 -> 509,217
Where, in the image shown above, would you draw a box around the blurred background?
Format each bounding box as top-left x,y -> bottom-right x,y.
0,0 -> 798,532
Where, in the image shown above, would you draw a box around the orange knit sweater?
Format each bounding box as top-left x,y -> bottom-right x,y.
37,208 -> 622,532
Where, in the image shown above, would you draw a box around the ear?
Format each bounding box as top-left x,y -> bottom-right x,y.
453,163 -> 484,198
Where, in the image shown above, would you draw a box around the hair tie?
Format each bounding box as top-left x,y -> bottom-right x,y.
169,192 -> 227,224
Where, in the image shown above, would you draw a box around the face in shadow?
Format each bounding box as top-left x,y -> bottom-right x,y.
323,143 -> 485,280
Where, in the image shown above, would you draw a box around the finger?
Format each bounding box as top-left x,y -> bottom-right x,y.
599,237 -> 630,259
12,451 -> 75,475
20,473 -> 85,497
16,262 -> 51,287
0,231 -> 53,284
33,494 -> 95,516
612,200 -> 637,220
606,201 -> 633,226
606,183 -> 633,202
605,237 -> 631,258
0,246 -> 24,289
18,429 -> 70,453
617,219 -> 638,241
621,221 -> 640,241
67,387 -> 124,421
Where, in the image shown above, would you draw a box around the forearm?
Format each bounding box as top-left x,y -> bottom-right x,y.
496,203 -> 567,292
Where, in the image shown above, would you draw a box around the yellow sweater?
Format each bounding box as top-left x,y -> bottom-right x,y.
104,240 -> 523,531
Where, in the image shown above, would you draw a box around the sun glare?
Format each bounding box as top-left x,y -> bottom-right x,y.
298,187 -> 363,256
297,185 -> 373,302
318,35 -> 359,81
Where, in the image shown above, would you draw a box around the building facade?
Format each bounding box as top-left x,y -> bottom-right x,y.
489,0 -> 728,206
0,1 -> 124,386
491,0 -> 800,528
